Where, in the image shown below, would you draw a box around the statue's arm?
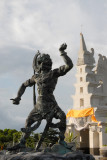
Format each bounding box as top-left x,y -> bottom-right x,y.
10,76 -> 35,105
53,43 -> 73,77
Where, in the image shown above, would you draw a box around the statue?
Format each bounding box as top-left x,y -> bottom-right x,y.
9,43 -> 73,151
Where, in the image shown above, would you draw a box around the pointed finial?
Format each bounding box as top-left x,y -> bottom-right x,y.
81,24 -> 83,33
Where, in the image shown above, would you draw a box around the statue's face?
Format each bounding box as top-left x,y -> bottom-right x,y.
37,54 -> 52,72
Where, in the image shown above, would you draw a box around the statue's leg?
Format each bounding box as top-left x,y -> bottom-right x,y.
56,109 -> 66,143
20,109 -> 42,145
50,107 -> 66,145
53,108 -> 74,150
20,119 -> 41,146
8,109 -> 42,151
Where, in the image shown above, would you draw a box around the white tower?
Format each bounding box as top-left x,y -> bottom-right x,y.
67,33 -> 107,156
72,33 -> 95,110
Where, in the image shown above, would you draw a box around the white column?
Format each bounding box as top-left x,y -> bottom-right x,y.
89,126 -> 94,149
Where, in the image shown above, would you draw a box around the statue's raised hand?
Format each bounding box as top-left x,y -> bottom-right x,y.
10,97 -> 21,105
59,43 -> 67,52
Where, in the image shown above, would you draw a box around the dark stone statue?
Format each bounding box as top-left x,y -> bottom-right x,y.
9,43 -> 73,151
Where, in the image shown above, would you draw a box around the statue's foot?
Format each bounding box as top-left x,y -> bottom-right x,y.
59,140 -> 67,147
58,140 -> 73,150
7,142 -> 25,151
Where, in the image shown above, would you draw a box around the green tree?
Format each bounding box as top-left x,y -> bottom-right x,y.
40,128 -> 59,146
13,131 -> 22,144
0,128 -> 60,149
0,129 -> 19,148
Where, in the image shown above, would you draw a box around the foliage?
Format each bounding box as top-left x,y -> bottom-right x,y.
0,129 -> 19,149
13,131 -> 22,144
65,131 -> 73,143
26,136 -> 35,148
105,126 -> 107,133
0,128 -> 60,149
41,128 -> 59,146
65,131 -> 77,143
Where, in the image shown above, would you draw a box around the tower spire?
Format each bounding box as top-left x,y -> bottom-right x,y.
77,33 -> 87,65
79,33 -> 87,52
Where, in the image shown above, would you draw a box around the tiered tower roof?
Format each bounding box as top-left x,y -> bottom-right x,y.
77,33 -> 95,66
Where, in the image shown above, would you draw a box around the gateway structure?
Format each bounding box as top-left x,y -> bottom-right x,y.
67,33 -> 107,155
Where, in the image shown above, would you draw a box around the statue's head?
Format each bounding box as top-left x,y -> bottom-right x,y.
33,52 -> 52,73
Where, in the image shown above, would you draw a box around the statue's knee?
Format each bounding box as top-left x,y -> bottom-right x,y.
25,118 -> 33,127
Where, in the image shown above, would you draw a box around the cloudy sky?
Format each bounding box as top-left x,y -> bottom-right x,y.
0,0 -> 107,132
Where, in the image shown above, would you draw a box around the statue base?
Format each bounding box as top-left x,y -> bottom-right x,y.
0,149 -> 95,160
1,143 -> 95,160
44,143 -> 75,155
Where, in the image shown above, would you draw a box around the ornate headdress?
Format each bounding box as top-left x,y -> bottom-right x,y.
32,51 -> 52,73
32,50 -> 41,73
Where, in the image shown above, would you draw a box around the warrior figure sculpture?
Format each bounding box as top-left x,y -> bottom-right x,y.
10,43 -> 73,150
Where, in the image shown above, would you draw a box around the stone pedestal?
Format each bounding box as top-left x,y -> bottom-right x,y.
0,150 -> 95,160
